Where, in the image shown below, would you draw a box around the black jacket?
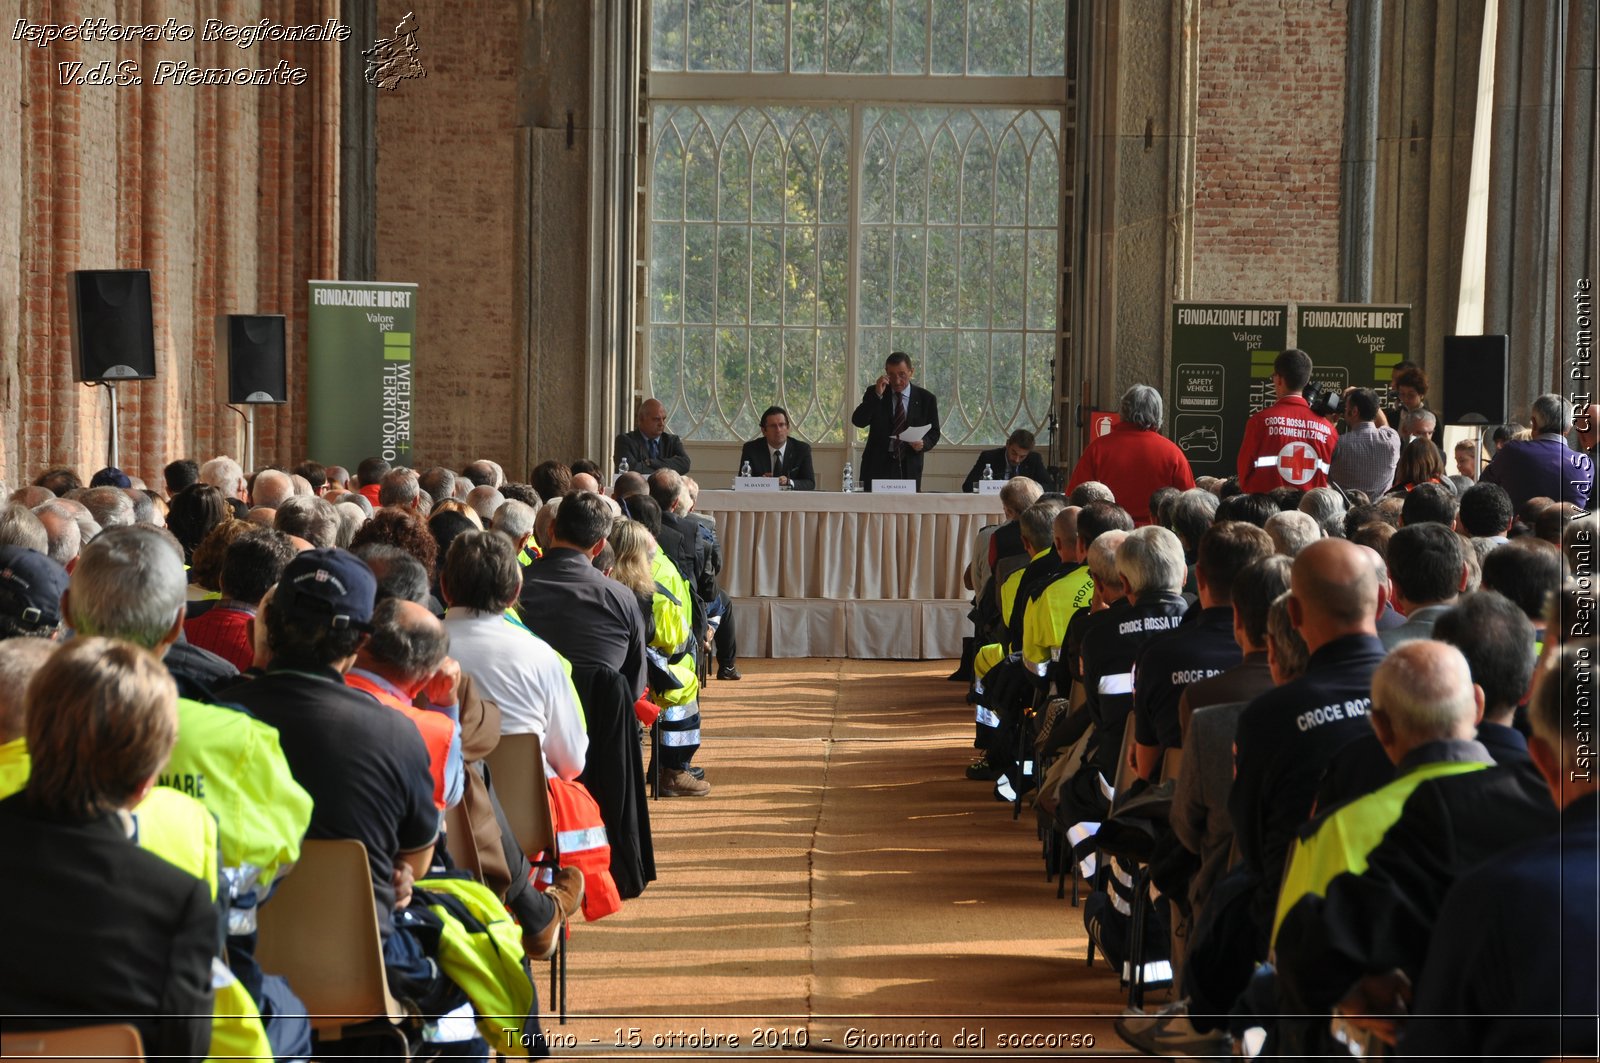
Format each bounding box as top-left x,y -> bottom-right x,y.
961,447 -> 1050,492
1275,746 -> 1557,1012
1229,634 -> 1390,897
0,796 -> 217,1063
614,430 -> 690,474
850,384 -> 940,488
737,438 -> 816,490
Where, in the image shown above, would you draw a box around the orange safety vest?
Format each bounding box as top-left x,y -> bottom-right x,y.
345,672 -> 455,811
538,777 -> 623,921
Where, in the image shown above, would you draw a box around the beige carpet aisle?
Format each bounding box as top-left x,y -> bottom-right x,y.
547,658 -> 1138,1057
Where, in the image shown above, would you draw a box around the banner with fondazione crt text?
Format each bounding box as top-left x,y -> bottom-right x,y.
1168,302 -> 1291,480
1295,303 -> 1412,410
307,280 -> 416,468
1168,301 -> 1413,480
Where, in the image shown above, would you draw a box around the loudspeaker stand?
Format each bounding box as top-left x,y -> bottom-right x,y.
102,380 -> 120,469
243,405 -> 256,475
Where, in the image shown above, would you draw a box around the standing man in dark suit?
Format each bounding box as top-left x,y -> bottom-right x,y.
960,428 -> 1049,492
738,405 -> 816,489
614,397 -> 691,474
850,351 -> 941,489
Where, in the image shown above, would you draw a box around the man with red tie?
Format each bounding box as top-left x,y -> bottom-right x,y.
850,351 -> 942,490
1237,348 -> 1335,494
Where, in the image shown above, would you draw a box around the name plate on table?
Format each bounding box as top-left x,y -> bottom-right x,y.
976,479 -> 1005,495
732,476 -> 781,492
871,479 -> 918,494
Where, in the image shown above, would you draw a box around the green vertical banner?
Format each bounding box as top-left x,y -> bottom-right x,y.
307,281 -> 418,467
1169,302 -> 1291,478
1294,304 -> 1411,407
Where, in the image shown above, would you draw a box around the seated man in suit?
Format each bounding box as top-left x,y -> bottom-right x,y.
961,428 -> 1050,492
738,405 -> 816,489
615,397 -> 691,475
851,351 -> 940,490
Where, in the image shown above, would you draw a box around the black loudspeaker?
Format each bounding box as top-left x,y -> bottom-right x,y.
68,270 -> 157,381
1441,334 -> 1509,425
217,315 -> 288,404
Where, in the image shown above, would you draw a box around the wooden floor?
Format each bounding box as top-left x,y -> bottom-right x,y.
541,658 -> 1145,1058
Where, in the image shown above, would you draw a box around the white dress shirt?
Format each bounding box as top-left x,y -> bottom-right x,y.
442,607 -> 588,780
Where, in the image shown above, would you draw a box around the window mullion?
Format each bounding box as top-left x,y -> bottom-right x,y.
846,102 -> 864,465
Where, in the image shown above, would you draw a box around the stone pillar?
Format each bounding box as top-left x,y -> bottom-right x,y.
342,3 -> 378,283
1071,0 -> 1198,465
1484,0 -> 1563,406
519,0 -> 597,474
1558,0 -> 1597,373
1341,0 -> 1382,302
1373,0 -> 1485,374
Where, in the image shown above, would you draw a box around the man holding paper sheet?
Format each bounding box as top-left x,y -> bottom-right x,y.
850,351 -> 941,491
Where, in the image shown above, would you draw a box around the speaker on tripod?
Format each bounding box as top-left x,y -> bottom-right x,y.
69,270 -> 157,381
217,315 -> 288,404
1441,335 -> 1509,425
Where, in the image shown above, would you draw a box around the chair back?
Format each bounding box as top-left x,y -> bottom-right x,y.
485,732 -> 558,862
1159,746 -> 1184,784
443,800 -> 483,879
255,838 -> 407,1036
993,553 -> 1028,609
2,1024 -> 143,1061
1111,712 -> 1141,796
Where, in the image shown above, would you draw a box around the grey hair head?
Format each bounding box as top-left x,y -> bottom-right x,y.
1530,393 -> 1570,434
80,486 -> 135,530
1117,525 -> 1187,596
379,467 -> 422,508
1119,385 -> 1164,430
0,503 -> 48,554
67,525 -> 186,649
1298,486 -> 1346,524
32,500 -> 83,565
492,499 -> 538,543
465,485 -> 505,522
333,502 -> 367,548
277,495 -> 340,549
199,456 -> 245,496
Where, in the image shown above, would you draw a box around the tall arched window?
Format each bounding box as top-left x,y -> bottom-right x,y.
643,1 -> 1067,448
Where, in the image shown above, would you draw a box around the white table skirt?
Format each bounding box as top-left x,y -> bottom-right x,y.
696,490 -> 1004,600
696,490 -> 1003,659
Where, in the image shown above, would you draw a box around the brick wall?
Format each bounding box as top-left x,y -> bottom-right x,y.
1191,0 -> 1347,302
374,0 -> 525,476
0,0 -> 339,490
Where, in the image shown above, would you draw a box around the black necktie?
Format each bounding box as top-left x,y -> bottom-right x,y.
772,448 -> 782,472
893,392 -> 907,437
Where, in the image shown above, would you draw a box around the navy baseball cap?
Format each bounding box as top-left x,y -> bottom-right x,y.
0,546 -> 69,629
275,548 -> 376,631
89,466 -> 132,489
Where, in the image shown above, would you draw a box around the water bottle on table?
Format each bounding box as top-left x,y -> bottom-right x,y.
841,462 -> 854,494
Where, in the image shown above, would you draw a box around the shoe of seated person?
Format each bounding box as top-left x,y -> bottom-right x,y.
660,769 -> 711,797
1114,999 -> 1232,1058
526,867 -> 585,961
717,664 -> 742,681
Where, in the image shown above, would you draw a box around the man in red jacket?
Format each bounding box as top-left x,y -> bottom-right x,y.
1069,384 -> 1195,525
1237,348 -> 1335,493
